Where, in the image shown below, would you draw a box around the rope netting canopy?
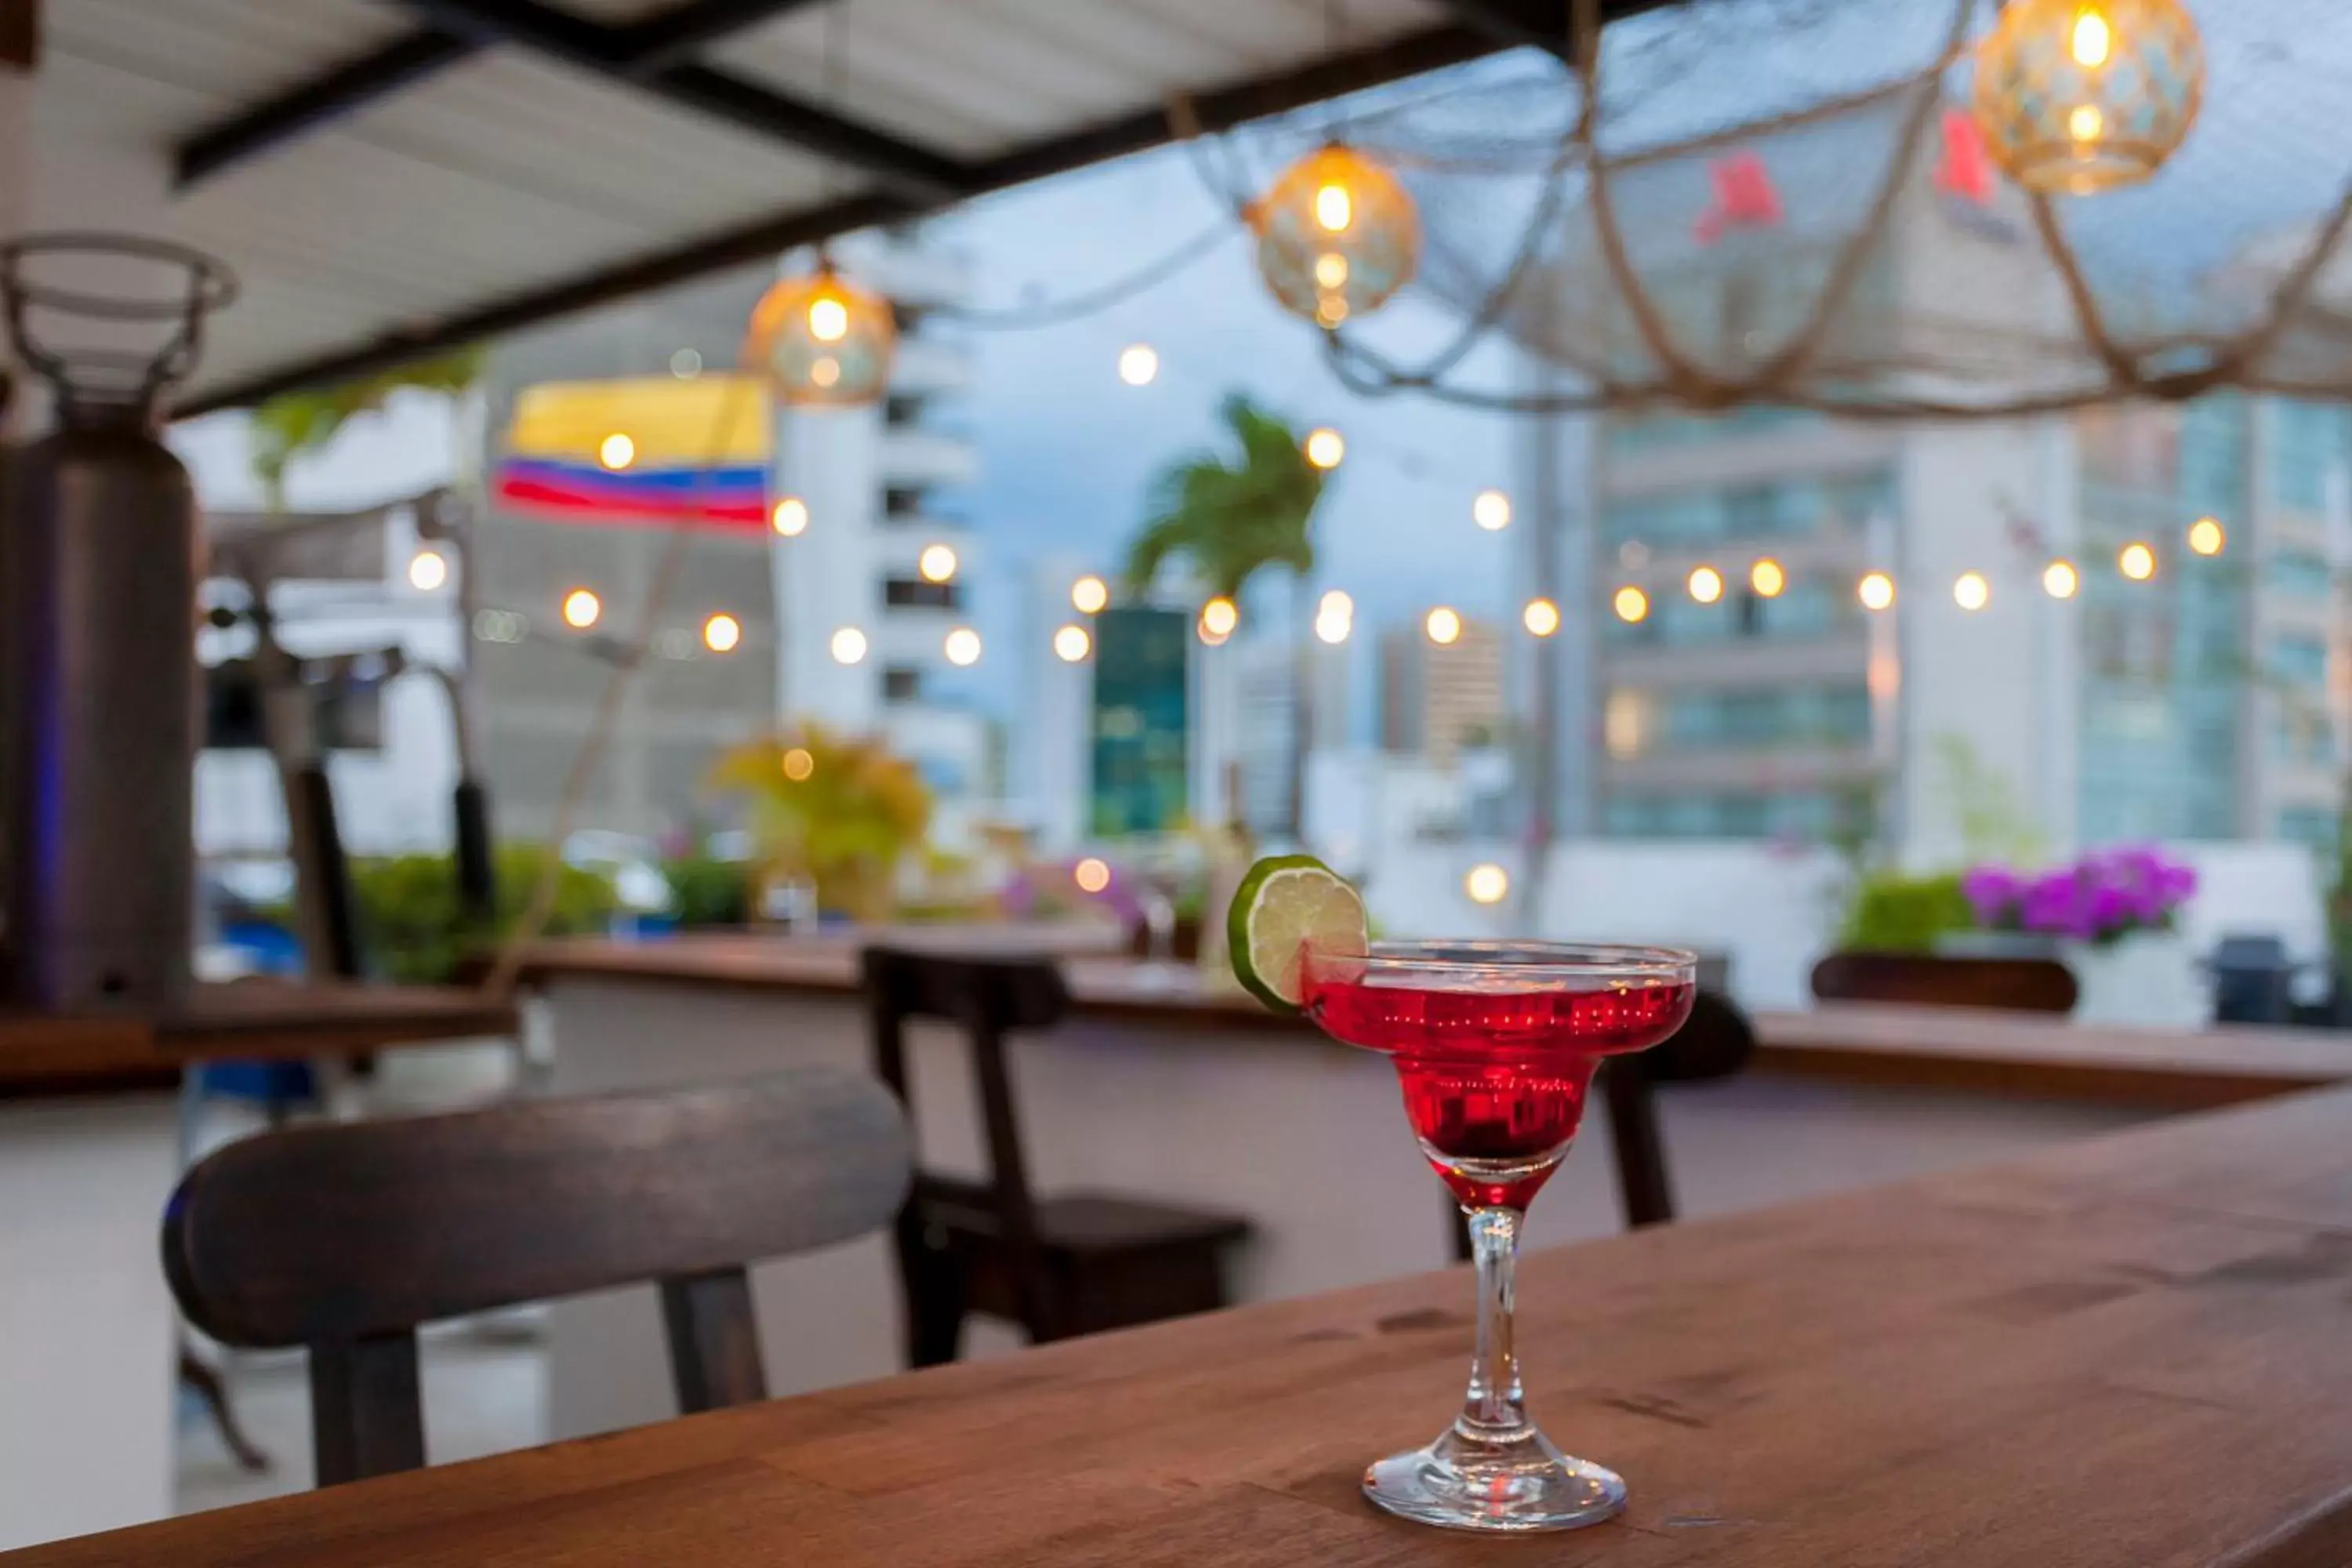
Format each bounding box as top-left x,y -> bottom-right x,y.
1186,0 -> 2352,422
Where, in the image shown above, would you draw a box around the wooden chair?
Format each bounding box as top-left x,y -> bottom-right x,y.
1448,987 -> 1758,1258
859,946 -> 1252,1367
163,1069 -> 910,1486
1810,950 -> 2078,1013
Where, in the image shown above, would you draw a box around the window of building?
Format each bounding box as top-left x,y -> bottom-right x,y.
883,487 -> 926,518
883,666 -> 923,702
2280,807 -> 2339,848
2271,401 -> 2348,514
2272,633 -> 2328,685
884,578 -> 960,610
2269,550 -> 2332,598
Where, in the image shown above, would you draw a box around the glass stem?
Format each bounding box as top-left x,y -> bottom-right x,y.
1457,1206 -> 1531,1443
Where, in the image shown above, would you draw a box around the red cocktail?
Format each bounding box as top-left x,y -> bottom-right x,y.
1300,941 -> 1696,1534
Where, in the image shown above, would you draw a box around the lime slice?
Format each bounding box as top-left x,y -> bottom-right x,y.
1227,854 -> 1368,1014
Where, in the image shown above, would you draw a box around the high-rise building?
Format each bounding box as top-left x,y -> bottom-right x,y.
1232,634 -> 1355,837
1380,618 -> 1505,766
1520,110 -> 2350,854
470,230 -> 988,841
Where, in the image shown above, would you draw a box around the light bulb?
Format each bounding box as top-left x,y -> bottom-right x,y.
918,543 -> 958,583
2069,103 -> 2103,142
771,496 -> 808,536
1425,606 -> 1462,645
808,295 -> 850,343
406,549 -> 448,592
1473,489 -> 1512,531
1071,575 -> 1109,615
1688,566 -> 1725,604
2119,541 -> 2157,581
809,357 -> 841,389
598,433 -> 633,470
1954,572 -> 1991,612
2043,560 -> 2080,599
1319,589 -> 1354,620
1315,614 -> 1352,645
1313,182 -> 1353,233
1859,572 -> 1896,611
561,587 -> 601,629
2071,8 -> 2111,67
1750,558 -> 1787,597
2187,517 -> 2224,556
1054,624 -> 1091,662
830,626 -> 868,665
782,746 -> 815,782
1465,863 -> 1510,906
1313,252 -> 1349,290
944,626 -> 982,666
1523,597 -> 1560,637
1117,343 -> 1158,386
1613,586 -> 1650,623
1073,857 -> 1112,895
1305,427 -> 1345,470
702,612 -> 742,653
1201,597 -> 1239,637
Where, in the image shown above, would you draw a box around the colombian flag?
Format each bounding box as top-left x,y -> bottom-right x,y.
495,375 -> 772,529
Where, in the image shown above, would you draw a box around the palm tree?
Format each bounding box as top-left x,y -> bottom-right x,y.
1125,393 -> 1327,840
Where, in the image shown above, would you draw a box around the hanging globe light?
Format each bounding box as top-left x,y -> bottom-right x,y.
1971,0 -> 2204,196
1251,143 -> 1420,328
747,256 -> 896,407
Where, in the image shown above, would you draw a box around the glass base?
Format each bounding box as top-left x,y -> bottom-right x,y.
1363,1425 -> 1625,1534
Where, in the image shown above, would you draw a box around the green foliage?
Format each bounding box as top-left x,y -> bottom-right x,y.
707,723 -> 933,920
249,348 -> 485,506
350,844 -> 616,984
1928,734 -> 2044,866
662,855 -> 750,929
1836,870 -> 1975,953
1124,393 -> 1325,601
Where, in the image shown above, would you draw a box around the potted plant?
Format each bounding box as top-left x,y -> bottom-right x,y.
1961,848 -> 2203,1025
707,724 -> 933,924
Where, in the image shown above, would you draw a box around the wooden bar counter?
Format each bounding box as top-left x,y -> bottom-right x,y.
0,982 -> 516,1550
506,934 -> 2352,1446
20,1083 -> 2352,1566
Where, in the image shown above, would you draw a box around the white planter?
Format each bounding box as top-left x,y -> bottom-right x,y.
2065,932 -> 2207,1029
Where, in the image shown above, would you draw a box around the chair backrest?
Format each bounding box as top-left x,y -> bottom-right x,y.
858,946 -> 1068,1252
164,1069 -> 909,1486
1809,950 -> 2078,1013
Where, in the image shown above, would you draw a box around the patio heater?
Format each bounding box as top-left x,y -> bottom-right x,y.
0,234 -> 236,1009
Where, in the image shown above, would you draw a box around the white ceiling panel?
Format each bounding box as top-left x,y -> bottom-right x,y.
21,0 -> 1488,412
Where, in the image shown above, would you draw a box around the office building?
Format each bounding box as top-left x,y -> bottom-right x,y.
1379,618 -> 1505,766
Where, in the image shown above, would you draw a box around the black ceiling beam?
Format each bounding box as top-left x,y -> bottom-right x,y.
171,0 -> 878,192
1434,0 -> 1580,63
380,0 -> 967,203
173,2 -> 1667,419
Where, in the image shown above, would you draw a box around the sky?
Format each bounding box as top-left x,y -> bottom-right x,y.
171,96 -> 1531,731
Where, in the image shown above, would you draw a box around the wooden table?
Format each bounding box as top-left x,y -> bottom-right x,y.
21,1082 -> 2352,1566
0,981 -> 517,1551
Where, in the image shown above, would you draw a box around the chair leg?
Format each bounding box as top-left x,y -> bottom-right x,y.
179,1345 -> 270,1473
1602,1062 -> 1677,1229
902,1248 -> 967,1369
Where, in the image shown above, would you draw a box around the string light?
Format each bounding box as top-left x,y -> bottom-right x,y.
1971,0 -> 2205,195
1613,586 -> 1650,623
561,587 -> 601,629
702,612 -> 742,653
2187,517 -> 2225,556
1305,427 -> 1345,470
1859,572 -> 1896,611
1072,575 -> 1109,615
1425,606 -> 1462,645
1200,596 -> 1239,642
749,259 -> 896,407
1054,624 -> 1092,662
1954,572 -> 1991,612
2119,541 -> 2157,581
1074,857 -> 1112,895
1473,489 -> 1512,532
1117,343 -> 1159,387
1750,558 -> 1787,598
1253,143 -> 1420,328
2043,560 -> 2080,599
830,626 -> 868,664
1465,863 -> 1510,906
944,627 -> 982,666
782,746 -> 815,782
918,543 -> 958,583
1316,588 -> 1355,645
598,433 -> 634,471
1523,597 -> 1561,637
771,496 -> 808,536
1688,566 -> 1725,604
406,549 -> 448,592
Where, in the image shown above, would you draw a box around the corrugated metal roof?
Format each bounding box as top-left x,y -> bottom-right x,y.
16,0 -> 1541,413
